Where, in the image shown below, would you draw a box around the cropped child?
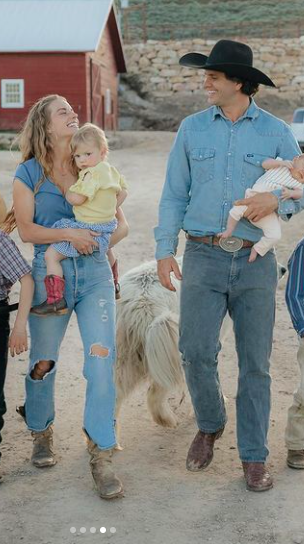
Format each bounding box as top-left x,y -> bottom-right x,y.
31,123 -> 127,316
219,155 -> 304,262
285,240 -> 304,469
0,214 -> 34,482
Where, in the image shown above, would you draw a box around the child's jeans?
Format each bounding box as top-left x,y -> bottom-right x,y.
0,299 -> 9,460
285,336 -> 304,450
26,251 -> 117,450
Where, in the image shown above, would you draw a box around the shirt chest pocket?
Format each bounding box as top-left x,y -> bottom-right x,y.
190,148 -> 215,184
241,153 -> 270,188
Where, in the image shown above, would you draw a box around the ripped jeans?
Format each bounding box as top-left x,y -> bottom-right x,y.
25,250 -> 116,450
179,240 -> 277,462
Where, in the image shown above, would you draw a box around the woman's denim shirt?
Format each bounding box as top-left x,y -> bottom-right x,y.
155,100 -> 302,259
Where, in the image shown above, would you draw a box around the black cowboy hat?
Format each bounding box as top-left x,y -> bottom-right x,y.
179,39 -> 275,87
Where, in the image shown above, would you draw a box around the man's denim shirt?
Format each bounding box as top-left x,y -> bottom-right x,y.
155,100 -> 302,260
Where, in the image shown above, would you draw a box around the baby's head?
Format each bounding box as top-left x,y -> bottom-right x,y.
71,123 -> 108,171
290,154 -> 304,183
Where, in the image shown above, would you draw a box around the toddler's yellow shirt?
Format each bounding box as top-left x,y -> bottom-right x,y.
69,161 -> 127,224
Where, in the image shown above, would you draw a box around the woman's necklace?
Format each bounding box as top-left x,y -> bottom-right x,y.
51,167 -> 75,195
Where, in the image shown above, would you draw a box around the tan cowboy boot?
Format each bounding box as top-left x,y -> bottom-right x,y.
287,449 -> 304,469
86,433 -> 123,500
31,425 -> 56,467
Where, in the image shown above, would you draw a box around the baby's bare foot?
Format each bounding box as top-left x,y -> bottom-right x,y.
219,230 -> 232,239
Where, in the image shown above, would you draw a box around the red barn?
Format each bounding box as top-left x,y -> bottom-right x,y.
0,0 -> 126,131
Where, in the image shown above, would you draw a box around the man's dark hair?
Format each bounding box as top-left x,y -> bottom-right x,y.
225,74 -> 259,96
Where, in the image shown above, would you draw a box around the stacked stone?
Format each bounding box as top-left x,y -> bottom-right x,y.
124,37 -> 304,101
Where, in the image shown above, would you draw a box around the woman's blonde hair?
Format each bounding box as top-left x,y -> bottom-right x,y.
71,123 -> 108,162
4,94 -> 71,233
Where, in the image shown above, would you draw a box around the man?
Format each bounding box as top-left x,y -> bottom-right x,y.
155,40 -> 301,491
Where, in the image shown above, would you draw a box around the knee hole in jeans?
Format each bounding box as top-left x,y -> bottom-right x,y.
31,360 -> 55,380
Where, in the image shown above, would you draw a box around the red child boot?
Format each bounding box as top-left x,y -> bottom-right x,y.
31,275 -> 68,316
111,260 -> 121,300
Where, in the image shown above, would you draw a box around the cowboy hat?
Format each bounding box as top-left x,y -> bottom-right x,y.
179,39 -> 275,87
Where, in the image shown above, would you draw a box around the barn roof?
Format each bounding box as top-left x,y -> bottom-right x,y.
0,0 -> 125,60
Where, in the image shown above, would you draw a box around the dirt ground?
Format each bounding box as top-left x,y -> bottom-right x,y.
1,132 -> 304,544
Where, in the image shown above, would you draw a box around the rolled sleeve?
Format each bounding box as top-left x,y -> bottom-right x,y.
276,124 -> 303,220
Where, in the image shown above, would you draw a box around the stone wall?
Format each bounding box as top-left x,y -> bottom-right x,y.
124,38 -> 304,102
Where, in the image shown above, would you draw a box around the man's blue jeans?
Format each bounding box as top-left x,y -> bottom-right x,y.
179,239 -> 277,462
25,251 -> 117,450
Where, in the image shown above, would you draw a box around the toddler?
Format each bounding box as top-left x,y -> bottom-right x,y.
31,123 -> 127,316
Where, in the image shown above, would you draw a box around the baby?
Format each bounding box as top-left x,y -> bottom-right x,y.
31,123 -> 127,316
219,155 -> 304,262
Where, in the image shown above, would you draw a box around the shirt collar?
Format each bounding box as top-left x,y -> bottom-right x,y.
212,99 -> 259,121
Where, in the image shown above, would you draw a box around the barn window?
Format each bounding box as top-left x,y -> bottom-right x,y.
1,79 -> 24,108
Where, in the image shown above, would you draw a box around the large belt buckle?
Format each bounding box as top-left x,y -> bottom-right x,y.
218,236 -> 243,252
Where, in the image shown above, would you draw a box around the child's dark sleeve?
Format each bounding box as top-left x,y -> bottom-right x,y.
285,242 -> 304,336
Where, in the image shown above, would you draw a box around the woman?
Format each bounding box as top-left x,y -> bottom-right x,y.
13,94 -> 128,500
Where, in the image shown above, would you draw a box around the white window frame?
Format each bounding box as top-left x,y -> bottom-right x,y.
1,79 -> 24,108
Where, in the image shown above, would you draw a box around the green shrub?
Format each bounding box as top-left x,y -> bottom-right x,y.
122,0 -> 304,40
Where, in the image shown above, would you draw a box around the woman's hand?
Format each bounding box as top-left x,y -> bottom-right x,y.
9,327 -> 28,357
68,228 -> 99,255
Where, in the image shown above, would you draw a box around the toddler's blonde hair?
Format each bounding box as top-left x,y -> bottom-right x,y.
71,123 -> 108,162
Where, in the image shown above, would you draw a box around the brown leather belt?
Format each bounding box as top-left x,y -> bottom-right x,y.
186,234 -> 254,248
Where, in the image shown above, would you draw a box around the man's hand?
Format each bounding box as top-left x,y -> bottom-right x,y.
234,192 -> 278,222
157,257 -> 182,292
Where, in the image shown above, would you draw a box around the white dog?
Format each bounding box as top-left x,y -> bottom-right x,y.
115,256 -> 286,430
116,257 -> 229,429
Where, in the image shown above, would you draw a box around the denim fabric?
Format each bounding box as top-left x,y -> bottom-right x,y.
285,336 -> 304,450
155,100 -> 301,260
179,240 -> 277,462
0,300 -> 9,459
25,252 -> 117,450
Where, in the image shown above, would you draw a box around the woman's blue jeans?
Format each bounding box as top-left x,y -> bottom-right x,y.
179,240 -> 277,462
25,251 -> 117,450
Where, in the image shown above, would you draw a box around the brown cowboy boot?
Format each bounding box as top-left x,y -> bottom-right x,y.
31,275 -> 68,316
186,428 -> 224,472
85,431 -> 123,500
31,425 -> 57,468
242,462 -> 273,492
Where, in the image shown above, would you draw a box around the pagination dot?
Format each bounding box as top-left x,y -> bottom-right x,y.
90,527 -> 97,534
100,527 -> 106,533
70,527 -> 76,534
110,527 -> 117,534
80,527 -> 86,533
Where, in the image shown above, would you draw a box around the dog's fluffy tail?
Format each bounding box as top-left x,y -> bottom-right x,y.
145,311 -> 183,390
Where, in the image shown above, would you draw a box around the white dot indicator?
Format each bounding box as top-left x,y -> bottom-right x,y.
80,527 -> 86,533
90,527 -> 97,534
110,527 -> 117,534
70,527 -> 76,534
100,527 -> 106,533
